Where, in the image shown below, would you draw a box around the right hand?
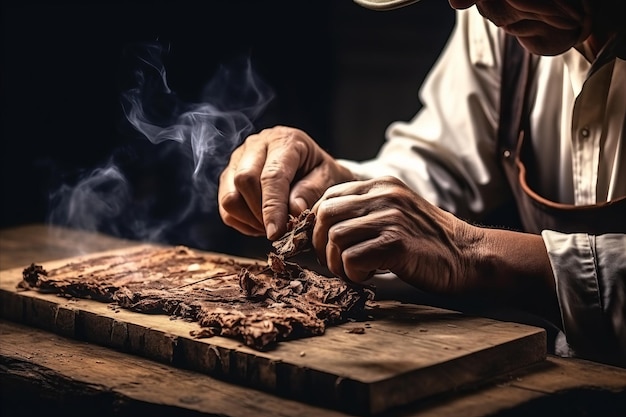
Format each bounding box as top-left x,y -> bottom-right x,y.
218,126 -> 356,240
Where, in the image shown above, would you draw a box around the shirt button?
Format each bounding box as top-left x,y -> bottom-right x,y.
580,127 -> 590,138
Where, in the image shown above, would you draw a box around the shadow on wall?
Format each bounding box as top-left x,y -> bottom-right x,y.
1,0 -> 454,258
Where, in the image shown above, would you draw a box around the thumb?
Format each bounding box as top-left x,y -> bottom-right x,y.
288,167 -> 334,215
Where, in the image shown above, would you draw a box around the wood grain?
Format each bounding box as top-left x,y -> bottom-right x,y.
2,319 -> 625,417
0,319 -> 347,417
0,244 -> 547,415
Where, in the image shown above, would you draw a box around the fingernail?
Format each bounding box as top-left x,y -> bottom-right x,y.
294,197 -> 308,212
266,222 -> 277,240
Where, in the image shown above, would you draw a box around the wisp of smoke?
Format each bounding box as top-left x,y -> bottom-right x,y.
47,42 -> 274,247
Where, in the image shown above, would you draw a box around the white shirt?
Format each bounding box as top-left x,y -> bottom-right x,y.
339,8 -> 626,365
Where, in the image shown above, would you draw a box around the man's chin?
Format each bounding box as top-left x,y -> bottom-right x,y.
515,36 -> 574,56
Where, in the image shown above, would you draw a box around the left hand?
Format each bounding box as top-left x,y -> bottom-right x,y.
311,176 -> 476,294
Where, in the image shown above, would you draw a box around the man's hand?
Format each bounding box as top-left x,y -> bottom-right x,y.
311,176 -> 473,292
310,176 -> 558,323
218,126 -> 355,240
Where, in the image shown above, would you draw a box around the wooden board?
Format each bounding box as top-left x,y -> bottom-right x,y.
0,245 -> 547,416
4,319 -> 625,417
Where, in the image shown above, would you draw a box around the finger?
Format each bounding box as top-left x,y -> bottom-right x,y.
331,215 -> 402,283
218,205 -> 265,237
325,214 -> 384,282
288,165 -> 341,216
313,195 -> 364,266
260,138 -> 309,239
232,142 -> 267,225
342,237 -> 393,283
312,186 -> 375,265
325,239 -> 347,280
311,180 -> 373,213
218,161 -> 264,233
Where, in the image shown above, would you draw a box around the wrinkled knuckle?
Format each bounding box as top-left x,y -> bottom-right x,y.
242,133 -> 260,148
291,137 -> 310,154
219,191 -> 243,212
379,229 -> 403,250
316,200 -> 335,223
273,125 -> 293,135
341,249 -> 359,268
391,206 -> 407,218
381,206 -> 403,221
260,162 -> 286,183
262,196 -> 285,213
327,224 -> 346,243
232,167 -> 258,190
262,125 -> 296,143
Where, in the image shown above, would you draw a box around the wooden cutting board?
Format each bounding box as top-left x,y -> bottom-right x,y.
0,245 -> 546,416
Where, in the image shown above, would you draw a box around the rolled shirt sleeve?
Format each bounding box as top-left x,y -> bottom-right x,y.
542,230 -> 626,366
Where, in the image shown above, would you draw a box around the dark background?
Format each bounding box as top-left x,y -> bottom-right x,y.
1,0 -> 454,258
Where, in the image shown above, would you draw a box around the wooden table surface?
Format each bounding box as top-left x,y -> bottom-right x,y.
1,224 -> 625,417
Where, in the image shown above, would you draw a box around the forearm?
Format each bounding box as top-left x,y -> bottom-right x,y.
461,225 -> 561,325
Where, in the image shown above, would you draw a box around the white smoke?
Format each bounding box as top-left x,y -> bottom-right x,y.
47,42 -> 273,247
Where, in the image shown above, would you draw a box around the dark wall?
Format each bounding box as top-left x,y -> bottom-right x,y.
1,0 -> 454,257
329,0 -> 454,160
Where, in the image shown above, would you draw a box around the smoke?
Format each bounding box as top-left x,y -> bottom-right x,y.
47,42 -> 273,248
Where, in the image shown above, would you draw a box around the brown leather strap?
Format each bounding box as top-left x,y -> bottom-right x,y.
497,35 -> 531,157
